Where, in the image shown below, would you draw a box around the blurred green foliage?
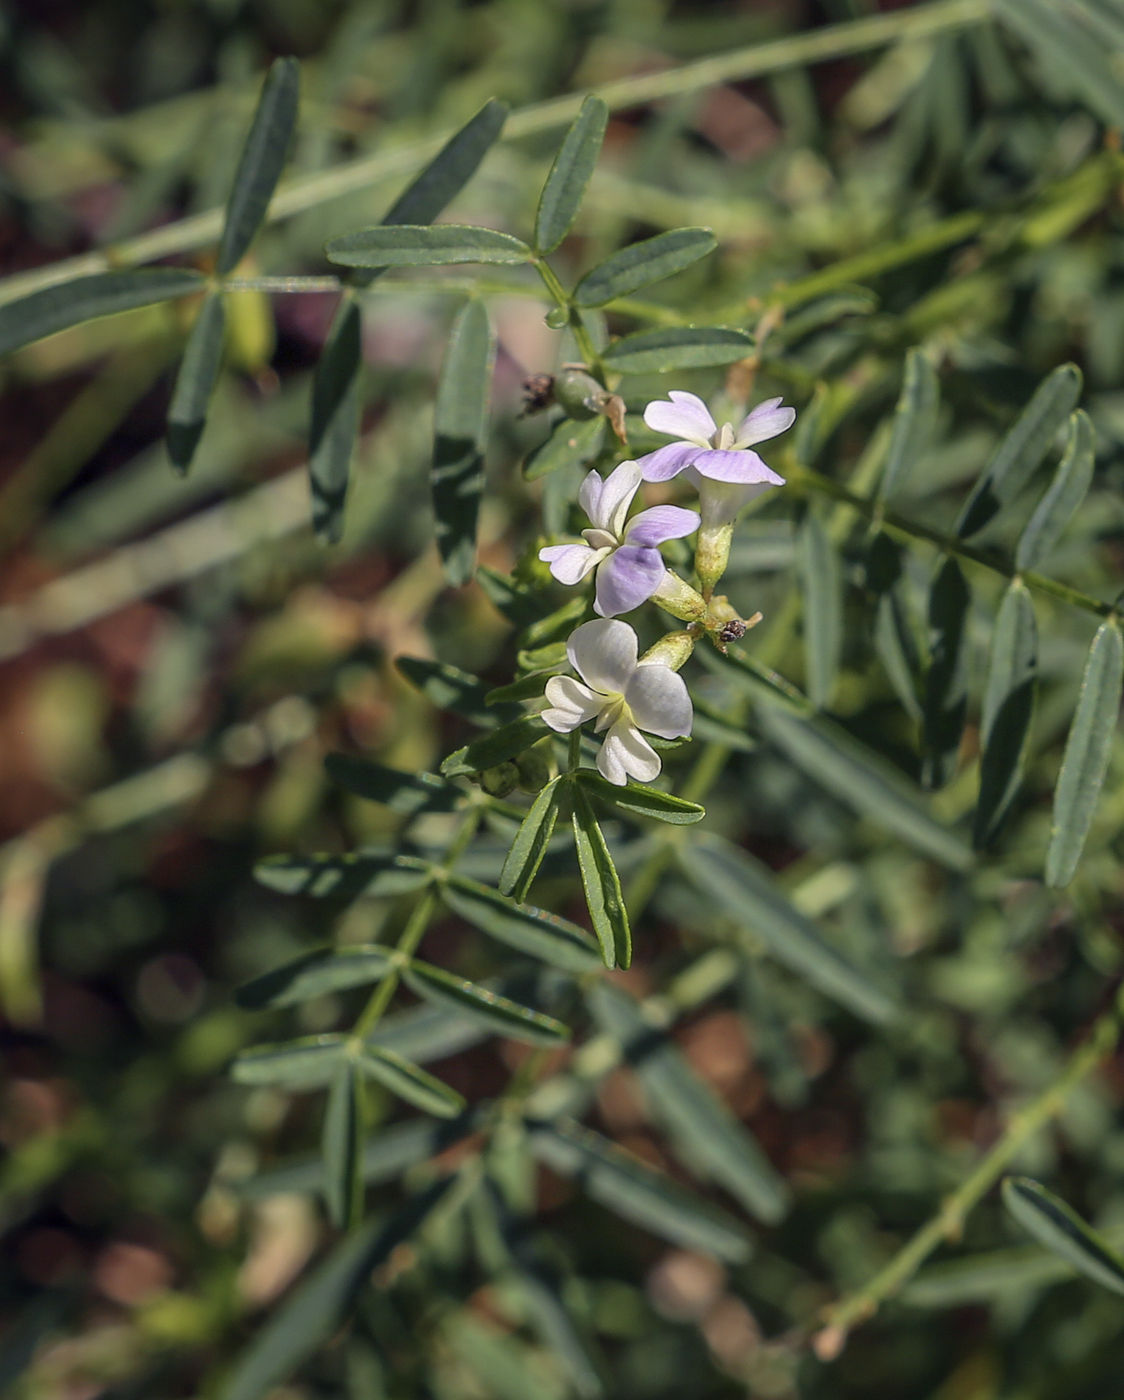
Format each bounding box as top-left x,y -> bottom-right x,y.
7,2 -> 1124,1399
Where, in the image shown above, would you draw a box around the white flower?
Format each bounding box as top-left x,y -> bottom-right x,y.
539,461 -> 698,617
638,391 -> 793,487
541,618 -> 693,786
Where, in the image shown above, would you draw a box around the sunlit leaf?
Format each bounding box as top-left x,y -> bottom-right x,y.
534,94 -> 608,254
1002,1176 -> 1124,1296
601,326 -> 754,374
323,1059 -> 363,1228
216,57 -> 300,274
499,777 -> 564,900
576,771 -> 705,825
571,781 -> 631,969
324,753 -> 460,815
1016,409 -> 1095,573
573,229 -> 717,306
230,1035 -> 345,1088
327,225 -> 533,268
356,1044 -> 466,1118
432,298 -> 496,584
254,851 -> 434,899
523,415 -> 606,483
397,655 -> 511,725
975,579 -> 1037,848
235,946 -> 395,1010
442,873 -> 601,972
404,961 -> 570,1045
441,715 -> 549,777
1045,618 -> 1123,887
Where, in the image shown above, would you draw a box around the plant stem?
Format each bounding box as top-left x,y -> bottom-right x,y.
0,0 -> 987,307
568,729 -> 582,772
813,986 -> 1124,1357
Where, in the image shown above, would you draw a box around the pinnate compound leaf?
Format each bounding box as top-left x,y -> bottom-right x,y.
1002,1176 -> 1124,1296
231,1035 -> 345,1088
527,1118 -> 751,1263
404,961 -> 570,1045
327,225 -> 532,268
216,57 -> 300,274
442,715 -> 549,777
218,1178 -> 453,1400
756,705 -> 970,870
573,229 -> 717,307
1045,618 -> 1124,887
571,781 -> 631,969
955,363 -> 1082,539
235,946 -> 395,1010
535,95 -> 608,254
323,1059 -> 363,1229
524,415 -> 606,482
975,580 -> 1038,848
601,326 -> 754,374
499,777 -> 563,900
441,873 -> 601,972
433,299 -> 496,584
588,982 -> 789,1224
356,1044 -> 466,1118
308,297 -> 361,543
167,290 -> 226,473
797,510 -> 842,710
255,850 -> 433,899
1016,409 -> 1095,573
576,771 -> 704,826
0,268 -> 206,358
879,346 -> 940,501
922,556 -> 970,789
681,834 -> 896,1024
324,753 -> 460,815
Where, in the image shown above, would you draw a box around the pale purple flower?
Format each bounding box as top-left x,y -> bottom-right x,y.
538,460 -> 698,618
638,390 -> 792,492
541,619 -> 692,786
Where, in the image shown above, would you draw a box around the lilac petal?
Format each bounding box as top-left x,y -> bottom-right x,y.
598,719 -> 661,785
593,546 -> 666,618
643,391 -> 716,445
690,448 -> 787,485
596,460 -> 642,536
627,663 -> 693,738
539,542 -> 601,584
625,504 -> 700,546
636,442 -> 701,482
735,397 -> 796,447
577,468 -> 603,524
568,618 -> 637,694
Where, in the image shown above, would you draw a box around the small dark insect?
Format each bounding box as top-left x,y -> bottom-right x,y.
718,619 -> 747,645
520,373 -> 555,416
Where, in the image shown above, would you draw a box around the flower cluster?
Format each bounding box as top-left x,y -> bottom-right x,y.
537,390 -> 793,785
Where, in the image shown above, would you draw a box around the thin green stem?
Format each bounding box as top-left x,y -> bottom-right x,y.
815,988 -> 1124,1355
535,258 -> 604,381
568,729 -> 583,772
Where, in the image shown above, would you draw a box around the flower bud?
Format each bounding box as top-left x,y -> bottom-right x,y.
640,630 -> 696,672
650,569 -> 708,624
553,367 -> 606,420
515,740 -> 554,794
695,521 -> 734,598
478,761 -> 519,798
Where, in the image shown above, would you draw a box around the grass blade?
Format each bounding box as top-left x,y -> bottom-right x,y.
1045,618 -> 1123,887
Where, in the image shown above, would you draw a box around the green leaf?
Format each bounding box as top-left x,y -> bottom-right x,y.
571,781 -> 631,970
216,57 -> 300,274
441,873 -> 601,972
716,647 -> 813,714
1002,1176 -> 1124,1296
572,229 -> 717,307
254,851 -> 434,899
534,94 -> 607,254
600,326 -> 754,374
433,299 -> 496,584
231,1035 -> 346,1088
0,268 -> 206,358
235,946 -> 395,1010
323,1059 -> 363,1229
756,705 -> 971,870
397,655 -> 510,724
680,835 -> 896,1023
485,671 -> 560,706
520,593 -> 590,648
991,0 -> 1124,130
476,567 -> 554,628
922,556 -> 970,789
975,580 -> 1038,848
166,291 -> 226,473
797,509 -> 842,710
523,415 -> 606,483
308,296 -> 361,544
356,1043 -> 466,1118
588,983 -> 789,1224
903,1244 -> 1093,1307
324,753 -> 460,815
1045,618 -> 1123,887
326,225 -> 533,268
499,777 -> 563,900
1016,409 -> 1095,573
576,771 -> 704,826
507,1257 -> 604,1400
404,961 -> 570,1045
441,715 -> 549,777
955,363 -> 1082,539
218,1178 -> 453,1400
874,589 -> 922,722
528,1118 -> 752,1263
879,346 -> 940,501
349,98 -> 509,288
443,1312 -> 561,1400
